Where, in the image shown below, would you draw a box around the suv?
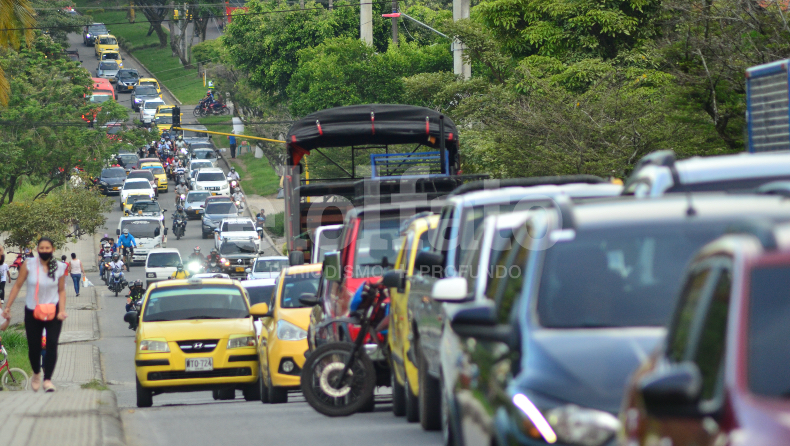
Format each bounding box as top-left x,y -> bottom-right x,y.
83,23 -> 107,46
218,238 -> 260,277
116,69 -> 139,92
140,99 -> 166,125
441,194 -> 790,446
194,168 -> 230,196
202,200 -> 240,238
214,217 -> 260,251
131,85 -> 161,112
624,150 -> 790,197
144,248 -> 181,287
619,223 -> 790,446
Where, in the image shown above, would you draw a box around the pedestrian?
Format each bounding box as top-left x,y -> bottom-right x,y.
2,237 -> 68,392
69,253 -> 84,297
229,133 -> 237,159
0,255 -> 8,305
60,255 -> 67,265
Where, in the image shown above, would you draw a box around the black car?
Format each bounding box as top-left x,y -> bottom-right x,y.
83,23 -> 108,46
116,69 -> 139,93
131,85 -> 160,112
440,194 -> 790,446
218,239 -> 259,277
97,167 -> 127,195
65,50 -> 80,62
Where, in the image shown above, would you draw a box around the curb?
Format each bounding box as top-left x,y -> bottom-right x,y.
98,390 -> 127,446
92,344 -> 104,382
120,48 -> 183,106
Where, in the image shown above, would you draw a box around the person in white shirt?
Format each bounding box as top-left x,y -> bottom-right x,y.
226,167 -> 240,182
68,253 -> 85,297
0,254 -> 9,304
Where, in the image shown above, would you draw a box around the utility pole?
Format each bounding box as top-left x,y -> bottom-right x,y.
328,0 -> 333,10
390,0 -> 398,46
452,0 -> 470,79
360,0 -> 373,45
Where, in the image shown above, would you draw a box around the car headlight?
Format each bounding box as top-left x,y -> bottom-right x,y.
544,404 -> 620,446
139,338 -> 170,352
276,320 -> 307,341
99,180 -> 108,185
134,98 -> 141,103
221,183 -> 229,189
227,335 -> 256,349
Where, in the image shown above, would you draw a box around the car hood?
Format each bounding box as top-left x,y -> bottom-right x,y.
140,317 -> 253,341
102,177 -> 125,185
222,252 -> 258,259
517,327 -> 664,413
135,94 -> 159,101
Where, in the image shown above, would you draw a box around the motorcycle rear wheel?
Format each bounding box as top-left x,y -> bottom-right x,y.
193,107 -> 201,117
9,267 -> 18,281
300,342 -> 375,417
220,107 -> 230,116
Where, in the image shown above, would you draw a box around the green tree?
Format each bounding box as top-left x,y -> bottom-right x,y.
0,0 -> 35,105
32,0 -> 90,49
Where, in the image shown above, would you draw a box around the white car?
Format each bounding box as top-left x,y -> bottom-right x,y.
117,217 -> 166,264
193,167 -> 230,196
246,256 -> 288,280
144,248 -> 182,288
214,217 -> 260,251
188,159 -> 213,173
139,99 -> 166,125
120,178 -> 155,203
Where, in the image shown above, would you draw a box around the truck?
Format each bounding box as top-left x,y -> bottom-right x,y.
117,217 -> 166,264
746,59 -> 790,152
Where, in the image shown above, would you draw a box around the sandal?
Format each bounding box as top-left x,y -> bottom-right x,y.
31,373 -> 41,392
43,380 -> 55,392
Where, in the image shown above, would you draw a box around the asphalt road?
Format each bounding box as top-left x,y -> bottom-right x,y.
70,33 -> 442,446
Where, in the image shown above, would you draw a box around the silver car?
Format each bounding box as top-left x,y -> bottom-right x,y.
246,256 -> 288,280
184,190 -> 211,220
96,61 -> 120,82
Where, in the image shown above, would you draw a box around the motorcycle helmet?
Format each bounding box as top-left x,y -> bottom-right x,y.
230,167 -> 235,173
112,253 -> 120,261
103,233 -> 108,238
134,279 -> 143,288
176,263 -> 184,271
211,248 -> 218,254
178,135 -> 183,141
123,228 -> 129,235
180,180 -> 185,185
177,205 -> 183,212
234,187 -> 240,194
194,246 -> 201,253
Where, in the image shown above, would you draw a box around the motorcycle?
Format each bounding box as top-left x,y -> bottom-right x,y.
174,217 -> 186,240
187,259 -> 205,275
206,261 -> 222,273
176,193 -> 186,207
234,196 -> 244,211
193,102 -> 230,117
102,260 -> 112,283
108,267 -> 127,297
9,252 -> 25,281
123,298 -> 143,330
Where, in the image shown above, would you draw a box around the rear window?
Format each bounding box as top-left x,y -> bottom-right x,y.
135,86 -> 157,96
353,218 -> 402,277
281,273 -> 321,308
144,101 -> 163,110
143,285 -> 248,322
206,203 -> 236,214
99,61 -> 118,70
124,181 -> 150,190
198,172 -> 225,182
147,252 -> 181,268
254,259 -> 288,273
245,285 -> 276,306
748,265 -> 790,397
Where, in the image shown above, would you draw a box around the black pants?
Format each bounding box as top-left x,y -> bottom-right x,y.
0,281 -> 5,301
24,306 -> 63,380
230,143 -> 236,158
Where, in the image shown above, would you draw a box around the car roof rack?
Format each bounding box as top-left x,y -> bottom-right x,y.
449,175 -> 605,197
725,220 -> 778,251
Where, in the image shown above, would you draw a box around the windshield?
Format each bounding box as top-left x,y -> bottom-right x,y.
536,224 -> 725,328
246,285 -> 276,306
144,101 -> 163,110
135,86 -> 157,96
99,37 -> 116,45
124,181 -> 151,190
254,259 -> 288,273
194,150 -> 216,160
118,70 -> 138,80
102,53 -> 120,60
88,26 -> 107,34
183,130 -> 208,139
89,94 -> 112,103
120,219 -> 160,238
206,203 -> 236,215
156,116 -> 173,124
316,228 -> 342,263
128,171 -> 153,180
748,265 -> 790,398
140,81 -> 158,89
220,240 -> 258,255
142,285 -> 248,322
131,202 -> 160,213
281,273 -> 320,308
224,222 -> 255,232
143,166 -> 165,175
99,62 -> 118,70
102,168 -> 125,178
117,154 -> 138,165
354,218 -> 402,277
146,252 -> 181,268
198,172 -> 225,182
125,195 -> 148,205
187,192 -> 210,203
191,161 -> 212,170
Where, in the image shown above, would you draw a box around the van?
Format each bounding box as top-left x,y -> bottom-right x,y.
117,217 -> 166,265
144,248 -> 182,287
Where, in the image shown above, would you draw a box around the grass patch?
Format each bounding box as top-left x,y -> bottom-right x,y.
230,153 -> 281,197
266,211 -> 285,238
81,379 -> 110,391
2,329 -> 33,377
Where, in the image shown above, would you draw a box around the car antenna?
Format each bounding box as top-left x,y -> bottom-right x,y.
685,192 -> 697,217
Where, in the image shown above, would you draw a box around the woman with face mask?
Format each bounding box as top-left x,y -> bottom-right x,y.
2,237 -> 68,392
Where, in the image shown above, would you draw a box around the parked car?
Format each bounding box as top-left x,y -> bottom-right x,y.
247,256 -> 289,280
618,222 -> 790,446
97,167 -> 126,195
441,193 -> 790,446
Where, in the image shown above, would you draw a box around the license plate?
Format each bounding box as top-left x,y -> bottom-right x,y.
194,210 -> 200,215
211,193 -> 217,196
113,187 -> 119,190
235,267 -> 245,272
185,357 -> 213,372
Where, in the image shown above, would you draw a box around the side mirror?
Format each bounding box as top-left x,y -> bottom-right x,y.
414,251 -> 444,278
638,362 -> 703,417
299,292 -> 320,307
450,303 -> 518,349
432,277 -> 470,303
116,229 -> 121,236
154,227 -> 160,236
289,250 -> 305,266
382,270 -> 406,293
322,251 -> 341,282
250,302 -> 271,318
214,228 -> 220,233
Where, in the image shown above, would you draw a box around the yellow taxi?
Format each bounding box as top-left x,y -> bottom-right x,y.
257,263 -> 321,404
133,278 -> 267,407
94,34 -> 119,59
139,78 -> 161,95
386,214 -> 438,419
153,112 -> 173,137
100,50 -> 123,68
140,162 -> 168,192
122,191 -> 155,214
157,104 -> 175,115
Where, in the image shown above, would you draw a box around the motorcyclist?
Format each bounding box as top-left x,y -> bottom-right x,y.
175,181 -> 189,206
206,248 -> 221,265
170,263 -> 190,279
172,205 -> 188,232
188,246 -> 204,264
98,242 -> 114,280
232,187 -> 245,210
147,142 -> 157,157
116,228 -> 137,270
226,167 -> 240,182
99,233 -> 115,247
175,135 -> 186,151
202,90 -> 219,111
107,253 -> 127,288
125,280 -> 145,313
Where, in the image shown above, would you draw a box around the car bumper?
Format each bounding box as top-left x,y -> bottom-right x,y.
186,208 -> 204,219
202,223 -> 218,234
221,264 -> 253,277
132,250 -> 150,263
157,183 -> 168,191
118,84 -> 136,91
100,185 -> 122,195
267,339 -> 308,387
136,347 -> 259,389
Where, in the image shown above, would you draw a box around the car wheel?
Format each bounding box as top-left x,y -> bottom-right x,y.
212,389 -> 219,400
136,377 -> 153,408
217,388 -> 235,400
419,348 -> 441,431
259,368 -> 270,403
267,366 -> 288,404
391,361 -> 407,417
243,377 -> 261,401
405,368 -> 419,423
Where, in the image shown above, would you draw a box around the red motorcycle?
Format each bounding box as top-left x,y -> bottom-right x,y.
9,252 -> 28,281
194,101 -> 230,117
